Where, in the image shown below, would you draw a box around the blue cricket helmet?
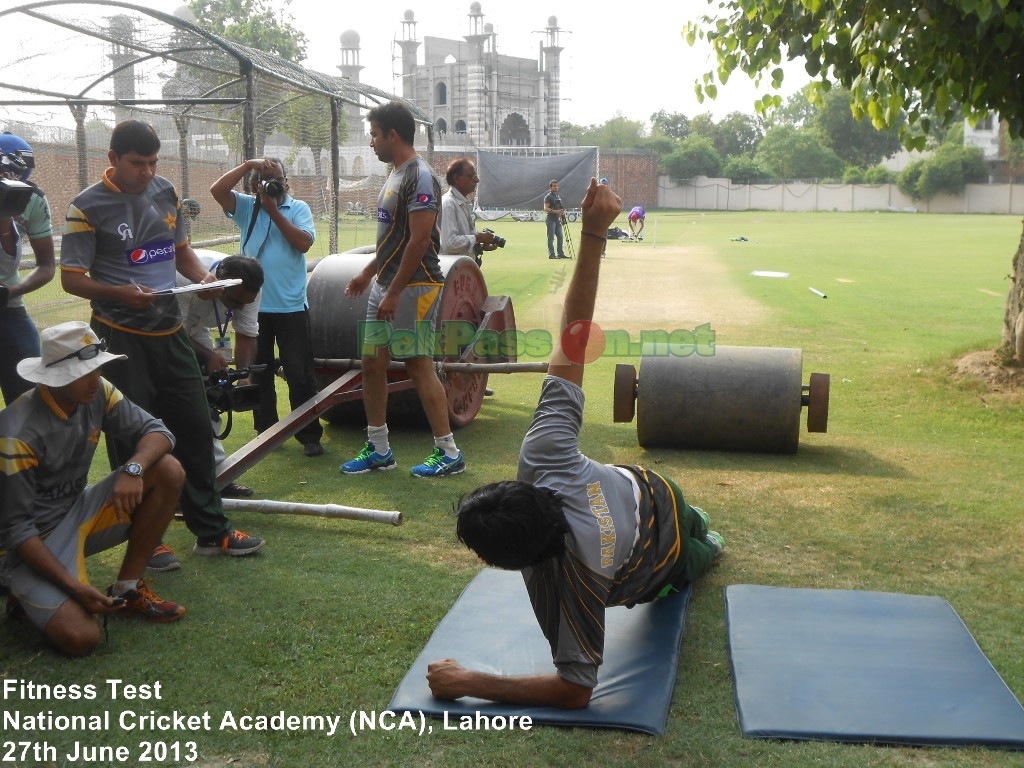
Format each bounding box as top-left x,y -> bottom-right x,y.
0,132 -> 35,181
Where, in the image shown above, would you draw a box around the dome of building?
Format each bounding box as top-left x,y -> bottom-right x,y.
470,2 -> 482,14
548,16 -> 558,27
173,5 -> 196,23
340,29 -> 360,48
404,9 -> 415,21
484,23 -> 493,33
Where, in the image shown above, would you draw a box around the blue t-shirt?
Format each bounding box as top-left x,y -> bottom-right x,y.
227,191 -> 315,313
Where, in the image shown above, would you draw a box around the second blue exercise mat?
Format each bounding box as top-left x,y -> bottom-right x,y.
725,584 -> 1024,748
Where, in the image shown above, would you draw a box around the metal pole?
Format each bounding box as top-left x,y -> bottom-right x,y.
222,498 -> 402,526
315,358 -> 550,374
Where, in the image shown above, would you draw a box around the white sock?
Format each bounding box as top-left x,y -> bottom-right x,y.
368,424 -> 390,454
112,579 -> 140,597
434,432 -> 459,458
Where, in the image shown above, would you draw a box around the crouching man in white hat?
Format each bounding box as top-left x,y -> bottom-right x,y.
0,320 -> 186,656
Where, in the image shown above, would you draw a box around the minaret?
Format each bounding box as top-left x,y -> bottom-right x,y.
465,2 -> 490,145
108,14 -> 137,125
397,10 -> 421,102
541,15 -> 563,146
339,30 -> 363,81
338,30 -> 365,140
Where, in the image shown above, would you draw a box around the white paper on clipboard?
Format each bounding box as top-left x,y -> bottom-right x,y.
153,278 -> 243,295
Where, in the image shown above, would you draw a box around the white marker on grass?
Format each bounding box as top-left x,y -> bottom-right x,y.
809,287 -> 827,298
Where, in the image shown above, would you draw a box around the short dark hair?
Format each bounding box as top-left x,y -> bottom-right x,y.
455,480 -> 569,570
110,120 -> 161,157
367,101 -> 416,146
445,157 -> 472,186
216,254 -> 264,292
549,179 -> 558,186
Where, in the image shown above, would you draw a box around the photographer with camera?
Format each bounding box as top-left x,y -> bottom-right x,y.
176,253 -> 264,499
440,158 -> 504,267
0,132 -> 56,405
210,157 -> 324,458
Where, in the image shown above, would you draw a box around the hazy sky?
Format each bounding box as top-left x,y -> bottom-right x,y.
152,0 -> 810,127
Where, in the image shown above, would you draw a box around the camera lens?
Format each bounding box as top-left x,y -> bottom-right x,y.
262,179 -> 284,197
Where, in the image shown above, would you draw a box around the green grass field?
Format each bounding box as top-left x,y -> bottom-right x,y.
5,210 -> 1024,767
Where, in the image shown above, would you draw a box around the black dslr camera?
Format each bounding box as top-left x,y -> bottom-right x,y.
206,364 -> 266,415
259,178 -> 285,197
483,228 -> 506,248
472,228 -> 507,265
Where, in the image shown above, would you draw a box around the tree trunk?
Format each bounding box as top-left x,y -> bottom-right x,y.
1001,219 -> 1024,362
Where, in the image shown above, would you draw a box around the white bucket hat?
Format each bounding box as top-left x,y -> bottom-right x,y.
16,321 -> 126,387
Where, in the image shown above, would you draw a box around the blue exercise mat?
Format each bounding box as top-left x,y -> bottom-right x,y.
389,567 -> 693,734
725,584 -> 1024,748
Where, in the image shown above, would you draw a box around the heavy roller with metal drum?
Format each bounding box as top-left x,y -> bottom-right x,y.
306,250 -> 517,428
613,346 -> 830,453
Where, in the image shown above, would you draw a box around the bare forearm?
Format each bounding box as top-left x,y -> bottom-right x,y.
211,160 -> 255,209
234,334 -> 257,369
432,666 -> 592,709
16,536 -> 83,597
9,237 -> 55,297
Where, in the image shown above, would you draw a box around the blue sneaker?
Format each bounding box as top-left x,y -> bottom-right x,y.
410,448 -> 465,478
340,442 -> 397,474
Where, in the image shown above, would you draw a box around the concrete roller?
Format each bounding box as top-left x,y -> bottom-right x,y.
307,250 -> 510,428
613,345 -> 830,453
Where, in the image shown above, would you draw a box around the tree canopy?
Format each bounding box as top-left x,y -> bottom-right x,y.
685,0 -> 1024,149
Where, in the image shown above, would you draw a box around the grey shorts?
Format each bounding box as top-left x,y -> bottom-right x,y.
1,471 -> 129,630
361,281 -> 442,359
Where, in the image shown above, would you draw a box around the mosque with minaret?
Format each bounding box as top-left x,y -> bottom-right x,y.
338,3 -> 566,149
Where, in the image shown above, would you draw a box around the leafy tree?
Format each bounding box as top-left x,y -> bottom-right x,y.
664,135 -> 722,179
650,110 -> 690,140
842,166 -> 866,184
279,94 -> 342,180
864,165 -> 898,184
595,114 -> 649,150
689,113 -> 717,141
560,115 -> 648,150
755,125 -> 844,180
765,86 -> 816,129
685,0 -> 1024,359
685,1 -> 1023,146
723,154 -> 772,183
714,111 -> 764,159
187,0 -> 306,61
811,88 -> 903,168
187,0 -> 308,156
897,159 -> 926,200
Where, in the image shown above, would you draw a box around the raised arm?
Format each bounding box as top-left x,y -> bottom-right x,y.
546,179 -> 622,387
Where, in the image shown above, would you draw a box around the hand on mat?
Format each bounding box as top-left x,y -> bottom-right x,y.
426,658 -> 467,700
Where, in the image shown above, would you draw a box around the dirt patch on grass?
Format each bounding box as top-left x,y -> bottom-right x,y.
953,349 -> 1024,398
592,244 -> 768,332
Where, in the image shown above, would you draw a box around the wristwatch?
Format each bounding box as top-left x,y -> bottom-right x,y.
123,462 -> 144,478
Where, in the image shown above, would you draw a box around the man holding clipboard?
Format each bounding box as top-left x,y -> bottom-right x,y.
61,120 -> 266,574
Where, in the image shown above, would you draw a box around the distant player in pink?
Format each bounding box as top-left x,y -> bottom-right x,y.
628,206 -> 646,240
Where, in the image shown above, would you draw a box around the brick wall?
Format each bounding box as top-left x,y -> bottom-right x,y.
28,143 -> 657,249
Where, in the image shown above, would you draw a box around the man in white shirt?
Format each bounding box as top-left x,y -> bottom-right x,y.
439,158 -> 497,265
